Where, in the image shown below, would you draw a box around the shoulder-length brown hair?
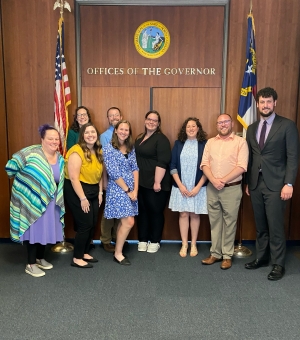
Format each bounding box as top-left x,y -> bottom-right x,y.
78,123 -> 103,163
70,106 -> 92,132
136,110 -> 162,140
111,120 -> 134,153
177,117 -> 207,142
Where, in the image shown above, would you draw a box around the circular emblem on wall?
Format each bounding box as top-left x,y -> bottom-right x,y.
134,21 -> 170,59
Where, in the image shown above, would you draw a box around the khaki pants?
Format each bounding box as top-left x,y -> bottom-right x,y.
206,182 -> 242,259
100,215 -> 119,244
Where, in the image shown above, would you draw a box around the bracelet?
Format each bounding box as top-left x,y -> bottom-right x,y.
99,192 -> 103,195
80,197 -> 87,201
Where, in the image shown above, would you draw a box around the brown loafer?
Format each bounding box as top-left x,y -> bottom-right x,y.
102,243 -> 115,253
220,259 -> 232,270
201,255 -> 222,265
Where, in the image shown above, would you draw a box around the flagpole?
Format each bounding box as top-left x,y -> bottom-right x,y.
234,1 -> 256,258
52,0 -> 73,254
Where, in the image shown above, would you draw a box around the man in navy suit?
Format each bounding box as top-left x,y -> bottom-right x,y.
245,87 -> 299,280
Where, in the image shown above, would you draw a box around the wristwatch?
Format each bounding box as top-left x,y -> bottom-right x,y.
125,187 -> 131,193
286,183 -> 293,187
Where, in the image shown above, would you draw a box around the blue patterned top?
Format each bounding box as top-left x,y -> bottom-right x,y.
103,143 -> 139,219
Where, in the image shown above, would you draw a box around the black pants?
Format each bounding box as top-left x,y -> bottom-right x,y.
25,241 -> 46,264
64,179 -> 99,259
137,186 -> 169,243
250,174 -> 287,266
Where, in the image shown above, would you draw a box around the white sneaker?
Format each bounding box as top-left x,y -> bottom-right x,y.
147,242 -> 160,253
25,264 -> 45,277
36,259 -> 53,270
138,242 -> 148,252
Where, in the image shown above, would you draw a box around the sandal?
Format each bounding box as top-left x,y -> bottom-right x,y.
179,244 -> 188,257
190,244 -> 198,257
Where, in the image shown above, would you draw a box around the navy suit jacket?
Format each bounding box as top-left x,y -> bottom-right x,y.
246,114 -> 299,191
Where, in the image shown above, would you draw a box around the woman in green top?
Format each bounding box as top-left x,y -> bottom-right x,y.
66,106 -> 92,150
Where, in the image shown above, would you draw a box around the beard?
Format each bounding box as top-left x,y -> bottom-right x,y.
259,109 -> 274,118
218,127 -> 232,137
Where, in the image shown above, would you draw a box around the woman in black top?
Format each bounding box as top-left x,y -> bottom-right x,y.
135,110 -> 171,253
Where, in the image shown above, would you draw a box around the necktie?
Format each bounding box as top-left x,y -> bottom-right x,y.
259,121 -> 267,150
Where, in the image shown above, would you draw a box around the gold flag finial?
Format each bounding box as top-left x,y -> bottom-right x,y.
249,0 -> 253,14
53,0 -> 71,18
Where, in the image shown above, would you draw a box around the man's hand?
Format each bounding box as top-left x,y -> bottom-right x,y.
212,178 -> 225,191
280,185 -> 293,200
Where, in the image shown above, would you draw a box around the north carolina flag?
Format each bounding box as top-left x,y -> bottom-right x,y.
237,13 -> 257,136
54,17 -> 71,156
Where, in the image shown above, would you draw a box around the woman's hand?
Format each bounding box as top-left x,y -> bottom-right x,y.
98,193 -> 103,206
153,182 -> 161,192
128,190 -> 138,201
81,198 -> 90,213
189,186 -> 201,197
178,184 -> 190,197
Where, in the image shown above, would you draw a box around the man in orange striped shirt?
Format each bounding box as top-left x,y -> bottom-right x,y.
200,114 -> 249,269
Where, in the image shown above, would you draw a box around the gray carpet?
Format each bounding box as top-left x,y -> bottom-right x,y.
0,241 -> 300,340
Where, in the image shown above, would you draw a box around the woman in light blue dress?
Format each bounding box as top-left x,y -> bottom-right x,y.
169,117 -> 208,257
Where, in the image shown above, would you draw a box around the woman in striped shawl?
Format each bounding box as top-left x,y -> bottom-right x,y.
5,124 -> 65,278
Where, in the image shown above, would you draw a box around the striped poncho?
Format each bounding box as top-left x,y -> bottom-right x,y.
5,145 -> 65,243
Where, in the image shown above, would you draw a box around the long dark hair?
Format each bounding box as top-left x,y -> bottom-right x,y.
111,120 -> 134,153
70,106 -> 92,132
177,117 -> 207,142
78,123 -> 102,163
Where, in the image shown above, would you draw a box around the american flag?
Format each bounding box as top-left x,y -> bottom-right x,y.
54,17 -> 71,156
237,12 -> 257,138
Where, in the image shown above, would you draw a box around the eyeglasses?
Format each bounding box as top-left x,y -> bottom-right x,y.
217,119 -> 231,126
77,113 -> 88,118
146,117 -> 159,123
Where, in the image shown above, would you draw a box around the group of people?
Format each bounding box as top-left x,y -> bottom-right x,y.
5,87 -> 299,281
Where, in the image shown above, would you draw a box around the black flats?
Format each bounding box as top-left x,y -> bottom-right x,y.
83,257 -> 98,263
113,256 -> 131,266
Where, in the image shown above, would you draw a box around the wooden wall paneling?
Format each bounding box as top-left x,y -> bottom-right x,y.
226,0 -> 300,240
80,5 -> 224,88
2,0 -> 77,155
153,87 -> 222,240
1,0 -> 77,239
0,4 -> 10,237
67,86 -> 150,239
81,87 -> 150,138
289,76 -> 300,240
1,0 -> 300,240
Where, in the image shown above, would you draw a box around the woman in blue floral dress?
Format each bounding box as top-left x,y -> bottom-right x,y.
103,120 -> 139,265
169,117 -> 208,257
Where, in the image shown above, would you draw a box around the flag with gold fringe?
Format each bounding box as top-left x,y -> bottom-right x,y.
237,12 -> 257,136
54,17 -> 71,156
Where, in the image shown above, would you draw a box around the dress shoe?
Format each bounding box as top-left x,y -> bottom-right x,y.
201,255 -> 222,265
83,257 -> 98,263
71,261 -> 93,268
102,243 -> 115,253
267,264 -> 285,281
245,259 -> 269,269
220,259 -> 232,270
113,256 -> 131,265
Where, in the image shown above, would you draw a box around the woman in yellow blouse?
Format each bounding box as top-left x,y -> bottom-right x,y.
64,123 -> 103,268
